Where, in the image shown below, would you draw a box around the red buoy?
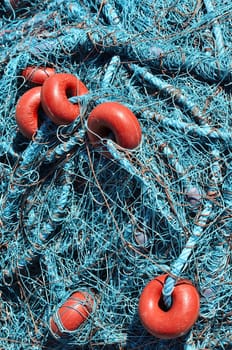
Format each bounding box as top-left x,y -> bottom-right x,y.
15,86 -> 42,139
49,291 -> 94,338
41,73 -> 88,125
138,274 -> 200,339
22,66 -> 56,85
87,102 -> 142,149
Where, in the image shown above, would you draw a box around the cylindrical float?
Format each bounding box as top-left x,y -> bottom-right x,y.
49,291 -> 94,338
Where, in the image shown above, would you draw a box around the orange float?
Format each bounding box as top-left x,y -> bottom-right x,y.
41,73 -> 88,125
138,274 -> 200,339
49,291 -> 94,338
22,66 -> 56,85
87,102 -> 142,149
15,86 -> 42,139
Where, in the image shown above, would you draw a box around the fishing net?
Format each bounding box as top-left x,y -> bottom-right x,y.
0,0 -> 231,349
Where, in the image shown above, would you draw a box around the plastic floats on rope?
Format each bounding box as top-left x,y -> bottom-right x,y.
138,274 -> 200,339
41,73 -> 89,125
15,71 -> 88,138
15,68 -> 142,153
86,56 -> 141,152
138,147 -> 222,339
15,86 -> 42,139
105,140 -> 200,339
22,66 -> 56,85
49,291 -> 95,339
139,208 -> 212,339
87,102 -> 142,150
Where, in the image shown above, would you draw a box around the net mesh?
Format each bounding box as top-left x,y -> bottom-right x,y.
0,1 -> 231,349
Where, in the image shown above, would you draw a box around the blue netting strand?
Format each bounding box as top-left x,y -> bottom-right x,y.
1,121 -> 55,238
101,56 -> 121,88
162,201 -> 213,307
203,0 -> 225,55
162,147 -> 223,307
128,63 -> 206,126
142,110 -> 232,144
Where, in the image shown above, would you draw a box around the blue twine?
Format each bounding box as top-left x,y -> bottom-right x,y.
162,147 -> 223,308
106,139 -> 187,235
0,1 -> 231,349
1,121 -> 55,238
2,19 -> 230,85
101,55 -> 121,88
162,200 -> 213,308
1,158 -> 75,285
203,0 -> 225,55
99,0 -> 121,25
142,110 -> 232,145
128,63 -> 206,125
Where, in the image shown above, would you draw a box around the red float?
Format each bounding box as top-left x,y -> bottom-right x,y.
138,274 -> 200,339
49,291 -> 94,338
41,73 -> 89,125
22,66 -> 56,85
87,102 -> 142,149
15,86 -> 42,139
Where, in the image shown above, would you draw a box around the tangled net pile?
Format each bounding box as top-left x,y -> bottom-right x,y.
0,1 -> 232,349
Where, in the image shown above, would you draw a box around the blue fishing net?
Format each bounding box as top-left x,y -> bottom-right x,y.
0,1 -> 231,349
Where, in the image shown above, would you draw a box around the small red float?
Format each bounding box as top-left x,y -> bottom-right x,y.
49,291 -> 94,338
22,66 -> 56,85
87,102 -> 142,149
15,86 -> 42,139
138,274 -> 200,339
41,73 -> 89,125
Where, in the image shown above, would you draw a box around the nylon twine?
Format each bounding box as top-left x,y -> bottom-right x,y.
0,1 -> 231,349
